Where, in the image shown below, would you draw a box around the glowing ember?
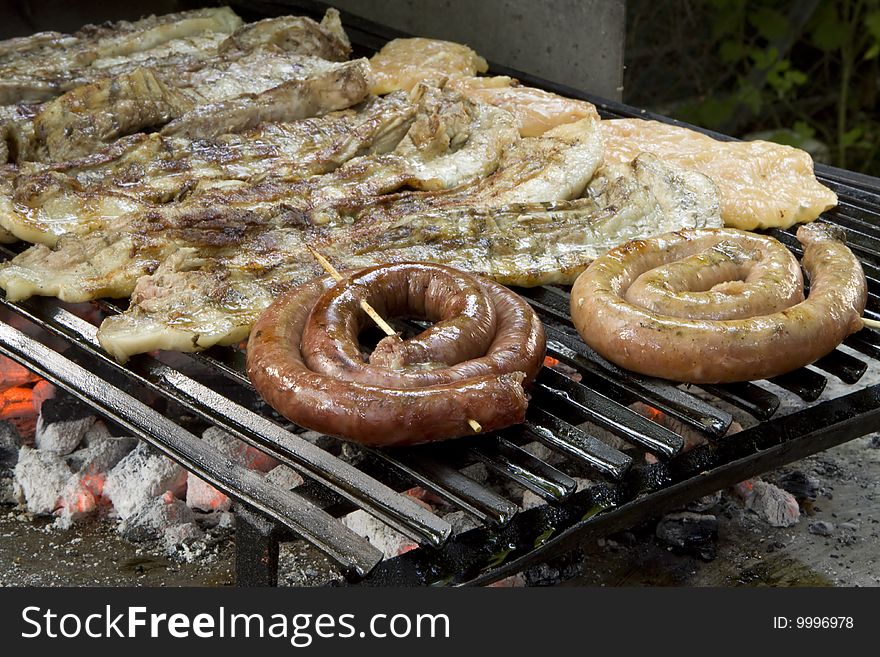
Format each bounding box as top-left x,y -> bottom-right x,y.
542,356 -> 582,382
80,472 -> 107,498
31,380 -> 56,415
641,404 -> 667,424
0,385 -> 36,419
0,355 -> 40,392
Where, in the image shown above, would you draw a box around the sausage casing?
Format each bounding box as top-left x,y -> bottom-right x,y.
247,263 -> 545,446
570,224 -> 866,384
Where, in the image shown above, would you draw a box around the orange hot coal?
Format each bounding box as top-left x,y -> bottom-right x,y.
0,385 -> 35,419
0,355 -> 40,392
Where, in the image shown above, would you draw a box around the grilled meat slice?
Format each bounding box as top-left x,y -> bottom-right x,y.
91,154 -> 720,361
29,68 -> 194,163
0,86 -> 513,244
0,7 -> 242,104
27,52 -> 371,162
0,116 -> 600,305
0,91 -> 417,245
160,57 -> 372,140
219,8 -> 350,60
343,154 -> 723,286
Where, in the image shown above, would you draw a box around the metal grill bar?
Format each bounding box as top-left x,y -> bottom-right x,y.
370,448 -> 518,526
525,408 -> 631,479
0,320 -> 383,578
1,293 -> 452,548
468,437 -> 576,502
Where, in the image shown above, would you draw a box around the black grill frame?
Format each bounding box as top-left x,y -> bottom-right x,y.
0,0 -> 879,586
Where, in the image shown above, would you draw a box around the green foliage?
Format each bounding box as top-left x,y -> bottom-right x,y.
656,0 -> 880,174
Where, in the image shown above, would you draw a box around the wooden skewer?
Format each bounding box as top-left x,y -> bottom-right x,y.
307,246 -> 399,339
863,317 -> 880,330
308,246 -> 485,434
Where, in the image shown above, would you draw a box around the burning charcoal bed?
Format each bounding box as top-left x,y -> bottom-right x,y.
1,4 -> 880,587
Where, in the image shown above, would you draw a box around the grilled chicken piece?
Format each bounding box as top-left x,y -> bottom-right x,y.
601,118 -> 837,230
447,76 -> 600,136
219,8 -> 350,60
369,38 -> 488,95
0,7 -> 242,104
90,153 -> 720,361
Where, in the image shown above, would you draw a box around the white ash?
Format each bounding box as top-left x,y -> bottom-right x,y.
163,522 -> 205,551
443,510 -> 482,535
521,489 -> 545,511
66,429 -> 137,476
53,478 -> 98,529
13,446 -> 72,515
734,479 -> 800,527
460,461 -> 489,484
35,414 -> 96,455
342,510 -> 418,559
104,442 -> 187,519
118,492 -> 196,542
185,426 -> 279,512
264,464 -> 304,491
520,441 -> 567,466
574,477 -> 593,492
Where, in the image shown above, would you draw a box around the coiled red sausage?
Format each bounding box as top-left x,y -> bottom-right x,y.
570,224 -> 867,384
247,263 -> 545,446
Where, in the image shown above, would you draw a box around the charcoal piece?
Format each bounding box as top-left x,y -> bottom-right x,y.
36,393 -> 93,425
0,420 -> 21,469
264,464 -> 304,490
35,412 -> 96,455
185,426 -> 279,512
12,445 -> 72,514
66,428 -> 137,475
808,520 -> 835,536
163,522 -> 205,550
104,442 -> 187,519
655,512 -> 718,560
118,493 -> 196,542
776,470 -> 820,502
735,479 -> 801,527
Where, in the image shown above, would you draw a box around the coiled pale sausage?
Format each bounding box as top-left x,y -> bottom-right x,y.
247,262 -> 545,446
570,224 -> 867,384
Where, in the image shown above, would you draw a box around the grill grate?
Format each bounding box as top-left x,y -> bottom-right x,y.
0,2 -> 878,586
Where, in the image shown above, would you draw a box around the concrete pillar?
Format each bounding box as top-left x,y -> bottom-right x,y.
330,0 -> 626,99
